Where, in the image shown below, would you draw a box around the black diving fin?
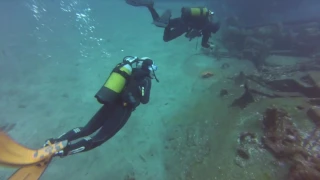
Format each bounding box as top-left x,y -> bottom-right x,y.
153,9 -> 172,28
125,0 -> 154,7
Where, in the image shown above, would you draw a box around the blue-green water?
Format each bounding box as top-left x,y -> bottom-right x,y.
0,0 -> 319,180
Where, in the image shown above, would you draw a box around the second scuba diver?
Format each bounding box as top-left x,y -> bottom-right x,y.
125,0 -> 220,49
45,56 -> 159,157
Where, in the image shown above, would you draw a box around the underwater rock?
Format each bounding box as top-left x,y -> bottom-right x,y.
307,71 -> 320,89
307,106 -> 320,126
261,107 -> 320,180
124,171 -> 135,180
239,132 -> 257,144
201,71 -> 214,79
295,105 -> 305,110
236,132 -> 259,160
289,157 -> 320,180
219,89 -> 228,97
221,63 -> 230,69
308,98 -> 320,106
234,131 -> 262,169
237,147 -> 250,160
234,156 -> 246,168
262,107 -> 305,159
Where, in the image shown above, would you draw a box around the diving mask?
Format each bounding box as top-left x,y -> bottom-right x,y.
149,64 -> 158,71
138,57 -> 159,82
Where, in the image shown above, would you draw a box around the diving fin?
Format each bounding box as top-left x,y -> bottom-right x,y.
8,158 -> 52,180
125,0 -> 154,7
153,9 -> 172,28
0,131 -> 67,167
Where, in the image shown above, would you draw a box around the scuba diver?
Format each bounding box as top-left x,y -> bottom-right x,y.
44,56 -> 159,157
0,56 -> 158,179
125,0 -> 220,49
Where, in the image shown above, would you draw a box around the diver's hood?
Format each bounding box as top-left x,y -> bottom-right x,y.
123,56 -> 159,82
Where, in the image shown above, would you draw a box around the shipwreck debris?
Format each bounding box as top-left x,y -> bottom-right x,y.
234,71 -> 246,86
262,107 -> 320,180
231,82 -> 255,109
306,106 -> 320,126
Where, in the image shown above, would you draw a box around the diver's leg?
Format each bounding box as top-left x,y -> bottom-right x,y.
147,5 -> 159,21
48,105 -> 112,144
153,9 -> 172,28
126,0 -> 171,28
146,3 -> 172,28
61,104 -> 132,156
163,18 -> 188,42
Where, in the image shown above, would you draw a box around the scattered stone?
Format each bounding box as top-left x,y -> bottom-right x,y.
201,71 -> 214,79
237,147 -> 250,160
296,105 -> 305,110
239,132 -> 257,144
219,89 -> 228,97
124,171 -> 135,180
221,63 -> 230,69
234,156 -> 245,168
307,106 -> 320,126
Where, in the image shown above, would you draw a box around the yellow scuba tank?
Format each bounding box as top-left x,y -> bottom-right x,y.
181,7 -> 210,19
95,62 -> 132,105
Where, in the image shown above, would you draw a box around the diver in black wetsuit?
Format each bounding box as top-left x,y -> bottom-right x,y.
126,0 -> 220,49
45,56 -> 158,157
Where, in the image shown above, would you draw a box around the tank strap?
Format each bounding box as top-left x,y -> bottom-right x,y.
200,7 -> 209,17
113,67 -> 130,81
200,8 -> 204,16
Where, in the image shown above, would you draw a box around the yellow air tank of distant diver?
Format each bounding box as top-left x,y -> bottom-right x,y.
95,63 -> 132,104
181,7 -> 210,19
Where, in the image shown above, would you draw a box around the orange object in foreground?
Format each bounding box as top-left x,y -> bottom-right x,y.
0,130 -> 67,180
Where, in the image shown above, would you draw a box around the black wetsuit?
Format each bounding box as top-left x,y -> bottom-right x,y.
148,6 -> 220,48
53,68 -> 152,156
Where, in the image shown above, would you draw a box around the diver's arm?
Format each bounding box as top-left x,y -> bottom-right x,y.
140,77 -> 152,104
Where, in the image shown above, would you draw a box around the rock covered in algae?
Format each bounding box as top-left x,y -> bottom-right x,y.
262,107 -> 320,180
